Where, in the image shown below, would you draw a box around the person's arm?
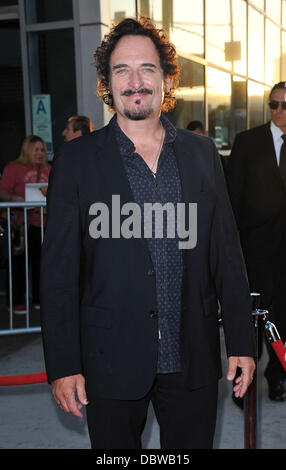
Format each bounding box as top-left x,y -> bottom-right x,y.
51,374 -> 88,419
209,140 -> 255,396
227,356 -> 255,398
0,189 -> 24,202
0,164 -> 24,202
40,147 -> 86,417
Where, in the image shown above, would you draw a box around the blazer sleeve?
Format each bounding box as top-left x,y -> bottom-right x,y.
209,140 -> 255,358
40,145 -> 83,383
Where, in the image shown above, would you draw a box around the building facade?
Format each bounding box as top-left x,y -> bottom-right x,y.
0,0 -> 285,169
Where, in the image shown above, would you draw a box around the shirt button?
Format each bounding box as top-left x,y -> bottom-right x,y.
149,311 -> 158,319
147,268 -> 155,276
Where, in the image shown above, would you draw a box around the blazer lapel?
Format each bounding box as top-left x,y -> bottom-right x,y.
95,123 -> 135,204
95,122 -> 154,264
173,131 -> 206,203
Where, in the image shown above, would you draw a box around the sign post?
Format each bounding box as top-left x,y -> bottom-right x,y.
32,94 -> 53,159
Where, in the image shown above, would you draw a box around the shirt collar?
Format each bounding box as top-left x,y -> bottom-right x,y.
161,113 -> 177,144
110,113 -> 177,151
270,120 -> 284,142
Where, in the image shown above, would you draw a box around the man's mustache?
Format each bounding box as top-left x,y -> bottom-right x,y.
121,88 -> 153,96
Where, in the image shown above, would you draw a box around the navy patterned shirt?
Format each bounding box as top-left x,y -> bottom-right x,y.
111,114 -> 183,373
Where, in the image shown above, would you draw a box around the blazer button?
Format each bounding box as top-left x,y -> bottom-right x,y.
147,268 -> 155,276
149,311 -> 158,319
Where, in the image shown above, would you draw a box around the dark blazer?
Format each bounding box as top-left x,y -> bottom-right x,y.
226,122 -> 286,260
226,122 -> 286,340
40,120 -> 255,401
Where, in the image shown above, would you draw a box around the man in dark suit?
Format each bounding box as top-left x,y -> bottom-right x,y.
187,120 -> 206,135
226,81 -> 286,402
40,17 -> 255,449
62,115 -> 94,142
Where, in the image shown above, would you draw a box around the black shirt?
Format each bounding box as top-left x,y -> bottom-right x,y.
111,114 -> 183,373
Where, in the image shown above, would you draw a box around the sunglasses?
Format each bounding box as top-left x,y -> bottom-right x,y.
269,100 -> 286,110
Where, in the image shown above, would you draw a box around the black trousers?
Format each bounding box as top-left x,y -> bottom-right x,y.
86,373 -> 218,449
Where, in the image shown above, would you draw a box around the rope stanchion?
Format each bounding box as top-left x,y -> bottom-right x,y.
265,321 -> 286,372
244,292 -> 286,449
0,372 -> 47,386
244,293 -> 262,450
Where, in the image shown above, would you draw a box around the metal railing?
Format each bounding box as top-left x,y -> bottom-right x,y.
0,201 -> 46,336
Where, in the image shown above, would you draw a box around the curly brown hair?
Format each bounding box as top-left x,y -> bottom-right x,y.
94,17 -> 180,113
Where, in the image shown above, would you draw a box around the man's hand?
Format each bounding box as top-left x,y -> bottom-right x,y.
227,356 -> 256,398
51,374 -> 88,418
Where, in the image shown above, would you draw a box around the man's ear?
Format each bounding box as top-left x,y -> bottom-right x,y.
164,76 -> 172,93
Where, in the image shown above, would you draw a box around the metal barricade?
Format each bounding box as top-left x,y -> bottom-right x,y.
0,201 -> 46,336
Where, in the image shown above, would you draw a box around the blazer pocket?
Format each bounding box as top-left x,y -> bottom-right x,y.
80,305 -> 112,328
203,294 -> 219,317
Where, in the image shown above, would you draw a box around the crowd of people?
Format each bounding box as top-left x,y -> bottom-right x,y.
0,15 -> 285,450
0,115 -> 93,314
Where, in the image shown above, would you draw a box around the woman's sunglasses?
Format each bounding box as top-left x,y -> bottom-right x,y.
269,100 -> 286,110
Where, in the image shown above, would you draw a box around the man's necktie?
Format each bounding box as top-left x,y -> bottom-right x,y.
279,134 -> 286,186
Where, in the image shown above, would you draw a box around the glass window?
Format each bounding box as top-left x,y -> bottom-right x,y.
207,67 -> 232,149
283,1 -> 286,25
171,0 -> 204,58
110,0 -> 136,23
264,86 -> 271,122
248,0 -> 264,9
140,0 -> 203,57
167,59 -> 205,130
205,0 -> 246,74
266,0 -> 281,23
248,80 -> 265,129
282,31 -> 286,80
265,20 -> 280,85
139,0 -> 162,26
0,19 -> 25,172
27,29 -> 77,156
232,0 -> 247,76
25,0 -> 73,24
248,7 -> 264,81
206,0 -> 231,71
229,76 -> 247,144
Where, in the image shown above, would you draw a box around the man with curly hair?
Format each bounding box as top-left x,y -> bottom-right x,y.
40,17 -> 255,449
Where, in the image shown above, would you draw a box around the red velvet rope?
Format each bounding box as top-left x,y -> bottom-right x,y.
0,334 -> 284,388
271,340 -> 286,372
0,372 -> 47,386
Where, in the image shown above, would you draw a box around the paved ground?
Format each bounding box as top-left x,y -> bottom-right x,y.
0,312 -> 285,450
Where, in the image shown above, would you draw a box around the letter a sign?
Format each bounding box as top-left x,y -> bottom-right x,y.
32,94 -> 53,159
36,99 -> 47,114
